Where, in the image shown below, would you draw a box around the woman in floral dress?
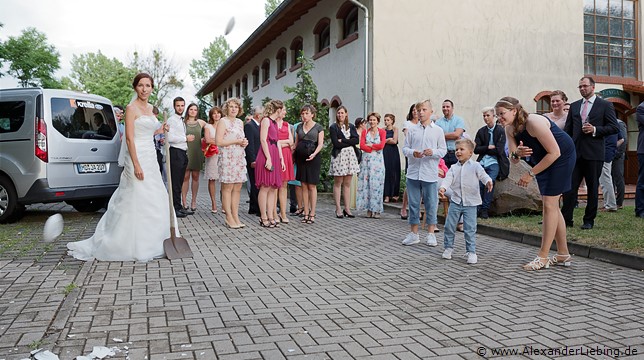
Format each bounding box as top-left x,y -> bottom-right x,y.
329,106 -> 360,218
357,112 -> 386,218
216,98 -> 248,229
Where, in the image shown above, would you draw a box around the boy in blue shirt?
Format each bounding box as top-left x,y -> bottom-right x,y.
439,138 -> 493,264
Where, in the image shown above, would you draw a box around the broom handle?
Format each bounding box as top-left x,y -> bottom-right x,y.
163,113 -> 177,238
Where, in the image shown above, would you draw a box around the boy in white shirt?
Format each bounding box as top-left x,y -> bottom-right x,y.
439,138 -> 493,264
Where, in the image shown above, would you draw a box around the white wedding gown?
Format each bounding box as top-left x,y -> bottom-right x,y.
67,115 -> 177,261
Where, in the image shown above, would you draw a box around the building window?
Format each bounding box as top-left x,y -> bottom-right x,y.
337,2 -> 359,39
261,59 -> 270,85
535,96 -> 552,114
252,67 -> 259,90
584,0 -> 637,78
314,18 -> 331,54
228,86 -> 233,98
276,48 -> 287,75
242,75 -> 248,95
290,37 -> 303,70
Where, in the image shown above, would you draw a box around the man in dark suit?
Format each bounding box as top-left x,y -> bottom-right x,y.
561,76 -> 619,229
636,101 -> 644,218
244,106 -> 262,215
474,107 -> 510,219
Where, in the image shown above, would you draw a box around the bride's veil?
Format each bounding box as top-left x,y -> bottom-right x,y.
117,93 -> 138,167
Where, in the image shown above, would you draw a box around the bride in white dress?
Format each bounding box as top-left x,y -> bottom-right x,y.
67,73 -> 176,261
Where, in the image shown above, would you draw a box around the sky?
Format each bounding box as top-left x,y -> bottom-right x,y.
0,0 -> 269,103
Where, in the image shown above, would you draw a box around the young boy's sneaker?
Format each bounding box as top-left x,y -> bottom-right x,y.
426,233 -> 437,246
465,252 -> 478,264
402,232 -> 420,246
442,248 -> 453,259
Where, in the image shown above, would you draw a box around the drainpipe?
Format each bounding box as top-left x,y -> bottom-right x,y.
349,0 -> 369,119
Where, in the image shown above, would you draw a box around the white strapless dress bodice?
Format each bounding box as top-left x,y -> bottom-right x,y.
67,116 -> 176,261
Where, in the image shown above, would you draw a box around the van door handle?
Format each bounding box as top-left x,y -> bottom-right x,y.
91,148 -> 98,152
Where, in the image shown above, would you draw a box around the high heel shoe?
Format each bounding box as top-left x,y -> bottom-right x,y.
225,221 -> 240,229
269,219 -> 280,228
550,254 -> 572,267
523,257 -> 550,271
294,208 -> 305,217
279,215 -> 289,224
336,211 -> 344,218
259,218 -> 272,228
301,215 -> 310,223
342,209 -> 355,218
306,214 -> 315,224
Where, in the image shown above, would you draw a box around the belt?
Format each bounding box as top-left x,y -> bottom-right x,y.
269,140 -> 277,145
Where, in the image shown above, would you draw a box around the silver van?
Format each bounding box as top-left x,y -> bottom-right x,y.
0,88 -> 122,223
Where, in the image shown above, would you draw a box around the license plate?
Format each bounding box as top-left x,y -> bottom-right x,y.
77,163 -> 107,173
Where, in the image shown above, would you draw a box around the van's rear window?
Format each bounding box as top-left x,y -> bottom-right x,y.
51,98 -> 116,140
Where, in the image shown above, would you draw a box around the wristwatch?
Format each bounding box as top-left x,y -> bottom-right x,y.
528,169 -> 535,178
511,151 -> 519,160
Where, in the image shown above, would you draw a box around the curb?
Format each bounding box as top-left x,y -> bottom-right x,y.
380,201 -> 644,271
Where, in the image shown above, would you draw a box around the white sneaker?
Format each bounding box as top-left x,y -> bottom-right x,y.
402,232 -> 420,246
442,248 -> 453,259
465,252 -> 478,264
426,233 -> 438,246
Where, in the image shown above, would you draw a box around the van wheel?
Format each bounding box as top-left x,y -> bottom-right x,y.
67,198 -> 107,213
0,176 -> 25,223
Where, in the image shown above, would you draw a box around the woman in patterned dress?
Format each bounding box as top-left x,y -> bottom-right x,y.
216,98 -> 248,229
204,107 -> 222,214
357,112 -> 387,218
329,106 -> 360,218
181,103 -> 206,211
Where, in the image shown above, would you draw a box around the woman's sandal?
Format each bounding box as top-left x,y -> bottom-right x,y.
269,219 -> 280,228
301,215 -> 309,223
294,208 -> 305,217
279,215 -> 289,224
259,218 -> 272,228
550,253 -> 572,267
306,215 -> 315,224
523,257 -> 551,271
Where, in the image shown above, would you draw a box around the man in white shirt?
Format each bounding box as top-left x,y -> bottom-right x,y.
167,97 -> 194,218
401,100 -> 447,246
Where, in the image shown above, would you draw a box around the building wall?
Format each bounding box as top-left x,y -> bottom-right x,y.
370,0 -> 584,134
210,0 -> 365,121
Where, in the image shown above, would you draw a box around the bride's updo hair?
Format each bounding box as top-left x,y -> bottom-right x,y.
132,73 -> 154,88
495,96 -> 529,135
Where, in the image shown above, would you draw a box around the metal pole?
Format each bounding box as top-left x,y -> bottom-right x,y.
349,0 -> 369,119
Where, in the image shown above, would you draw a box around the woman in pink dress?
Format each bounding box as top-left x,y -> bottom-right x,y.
275,106 -> 295,223
216,98 -> 248,229
254,100 -> 285,228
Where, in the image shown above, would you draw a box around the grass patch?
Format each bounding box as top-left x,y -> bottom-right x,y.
62,282 -> 78,296
28,339 -> 46,350
479,206 -> 644,256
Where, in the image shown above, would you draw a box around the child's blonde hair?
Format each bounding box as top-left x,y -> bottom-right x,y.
455,138 -> 475,151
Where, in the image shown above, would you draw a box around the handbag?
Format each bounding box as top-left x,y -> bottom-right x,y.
353,145 -> 362,164
201,138 -> 219,158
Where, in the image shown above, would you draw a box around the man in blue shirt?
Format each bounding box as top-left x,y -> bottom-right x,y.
435,100 -> 465,168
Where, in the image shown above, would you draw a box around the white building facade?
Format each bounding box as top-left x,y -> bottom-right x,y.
199,0 -> 644,183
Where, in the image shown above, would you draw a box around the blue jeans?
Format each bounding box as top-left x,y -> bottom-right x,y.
479,163 -> 499,211
444,201 -> 478,253
636,154 -> 644,216
406,178 -> 438,226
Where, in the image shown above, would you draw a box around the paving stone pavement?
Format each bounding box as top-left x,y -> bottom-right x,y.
1,182 -> 643,360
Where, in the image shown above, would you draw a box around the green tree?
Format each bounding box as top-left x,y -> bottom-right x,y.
0,27 -> 60,87
265,0 -> 284,17
242,93 -> 253,117
189,36 -> 232,91
131,46 -> 183,110
62,51 -> 136,106
283,53 -> 330,191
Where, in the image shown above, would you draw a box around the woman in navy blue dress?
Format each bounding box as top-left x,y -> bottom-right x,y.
495,97 -> 576,271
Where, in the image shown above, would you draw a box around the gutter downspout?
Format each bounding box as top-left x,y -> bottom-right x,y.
349,0 -> 369,119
